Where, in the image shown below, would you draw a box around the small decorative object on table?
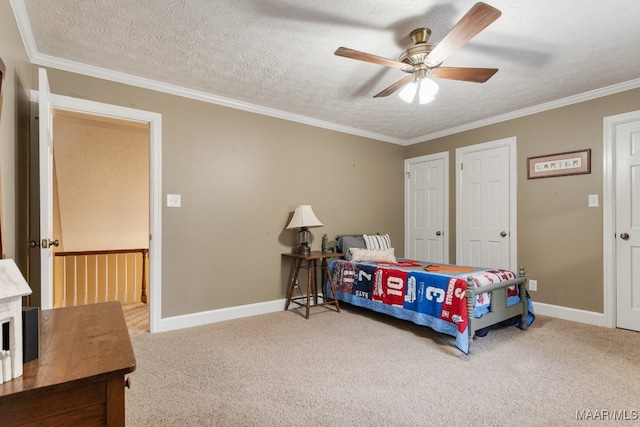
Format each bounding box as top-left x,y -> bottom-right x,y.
0,259 -> 33,381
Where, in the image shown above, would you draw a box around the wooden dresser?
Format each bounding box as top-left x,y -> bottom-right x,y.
0,302 -> 136,426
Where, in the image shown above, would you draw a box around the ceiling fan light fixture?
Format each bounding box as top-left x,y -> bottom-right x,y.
398,81 -> 418,103
418,78 -> 439,104
399,78 -> 438,104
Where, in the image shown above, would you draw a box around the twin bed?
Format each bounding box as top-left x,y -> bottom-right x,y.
321,234 -> 534,354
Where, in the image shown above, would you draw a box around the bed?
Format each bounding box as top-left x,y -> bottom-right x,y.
321,234 -> 534,354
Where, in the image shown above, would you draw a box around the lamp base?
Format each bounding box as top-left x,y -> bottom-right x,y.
295,244 -> 311,256
295,227 -> 312,255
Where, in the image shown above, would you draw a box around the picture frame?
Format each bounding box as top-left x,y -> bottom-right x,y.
527,149 -> 591,179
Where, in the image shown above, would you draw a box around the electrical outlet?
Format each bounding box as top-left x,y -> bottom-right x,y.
529,279 -> 537,291
167,194 -> 181,207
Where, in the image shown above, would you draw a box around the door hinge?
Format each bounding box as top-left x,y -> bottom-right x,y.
460,163 -> 464,171
406,171 -> 410,179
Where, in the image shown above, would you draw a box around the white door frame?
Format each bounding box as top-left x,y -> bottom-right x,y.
38,69 -> 54,310
404,152 -> 449,263
603,109 -> 640,328
455,137 -> 518,271
44,92 -> 163,333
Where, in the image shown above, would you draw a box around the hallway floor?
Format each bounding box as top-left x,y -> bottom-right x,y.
123,302 -> 149,338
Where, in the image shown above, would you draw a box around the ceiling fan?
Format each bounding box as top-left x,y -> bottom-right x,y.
334,2 -> 501,104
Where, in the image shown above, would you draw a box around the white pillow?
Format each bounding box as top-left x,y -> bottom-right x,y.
349,247 -> 396,263
363,233 -> 391,250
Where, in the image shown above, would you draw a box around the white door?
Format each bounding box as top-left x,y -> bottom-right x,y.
456,137 -> 516,270
405,153 -> 448,263
616,119 -> 640,331
35,71 -> 163,331
38,68 -> 55,309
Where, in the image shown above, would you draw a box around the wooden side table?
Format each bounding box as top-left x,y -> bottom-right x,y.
283,251 -> 343,319
0,302 -> 136,426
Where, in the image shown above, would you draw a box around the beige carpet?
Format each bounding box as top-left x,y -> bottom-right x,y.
124,304 -> 640,427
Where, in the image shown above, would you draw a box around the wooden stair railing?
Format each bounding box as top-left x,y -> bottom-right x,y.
53,248 -> 148,308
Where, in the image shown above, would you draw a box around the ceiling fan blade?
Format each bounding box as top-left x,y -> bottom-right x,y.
430,67 -> 498,83
373,75 -> 414,98
426,2 -> 501,66
335,47 -> 413,72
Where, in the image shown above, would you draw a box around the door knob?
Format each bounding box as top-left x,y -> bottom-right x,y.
29,240 -> 39,249
620,233 -> 630,240
436,231 -> 442,236
41,239 -> 59,249
500,231 -> 507,238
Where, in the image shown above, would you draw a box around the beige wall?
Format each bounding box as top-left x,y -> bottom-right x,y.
42,68 -> 405,317
0,0 -> 33,274
53,111 -> 149,252
406,88 -> 640,313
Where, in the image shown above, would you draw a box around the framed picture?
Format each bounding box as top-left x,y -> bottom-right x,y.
527,149 -> 591,179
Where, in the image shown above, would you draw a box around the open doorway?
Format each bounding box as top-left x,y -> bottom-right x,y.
52,110 -> 150,331
30,77 -> 162,333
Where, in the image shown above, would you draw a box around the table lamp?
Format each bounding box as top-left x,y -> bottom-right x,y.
286,205 -> 323,255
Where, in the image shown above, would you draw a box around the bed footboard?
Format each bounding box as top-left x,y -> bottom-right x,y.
464,266 -> 528,352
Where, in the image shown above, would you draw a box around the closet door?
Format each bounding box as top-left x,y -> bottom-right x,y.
457,138 -> 516,270
615,119 -> 640,331
405,152 -> 448,263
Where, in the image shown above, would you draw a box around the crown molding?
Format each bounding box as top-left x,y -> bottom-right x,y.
11,0 -> 640,147
10,0 -> 403,145
31,48 -> 640,147
10,0 -> 37,62
406,77 -> 640,145
10,1 -> 403,144
29,51 -> 407,146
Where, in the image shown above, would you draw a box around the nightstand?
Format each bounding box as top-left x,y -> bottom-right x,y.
0,302 -> 135,426
282,251 -> 343,319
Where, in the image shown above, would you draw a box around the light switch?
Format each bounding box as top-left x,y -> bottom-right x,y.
167,194 -> 181,207
588,194 -> 599,207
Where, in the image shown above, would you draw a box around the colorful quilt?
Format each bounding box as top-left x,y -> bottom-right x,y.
326,259 -> 534,354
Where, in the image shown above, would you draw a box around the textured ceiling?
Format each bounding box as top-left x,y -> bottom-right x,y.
12,0 -> 640,144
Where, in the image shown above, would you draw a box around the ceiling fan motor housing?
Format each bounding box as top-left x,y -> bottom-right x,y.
399,28 -> 439,69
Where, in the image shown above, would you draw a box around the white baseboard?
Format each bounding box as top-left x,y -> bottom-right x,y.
153,298 -> 608,334
157,299 -> 286,333
532,301 -> 607,327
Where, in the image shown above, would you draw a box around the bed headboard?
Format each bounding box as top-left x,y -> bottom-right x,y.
321,233 -> 382,253
321,234 -> 350,253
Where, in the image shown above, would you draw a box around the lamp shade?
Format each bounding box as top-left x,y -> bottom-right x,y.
286,205 -> 323,229
399,78 -> 438,104
418,78 -> 438,104
398,81 -> 418,103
